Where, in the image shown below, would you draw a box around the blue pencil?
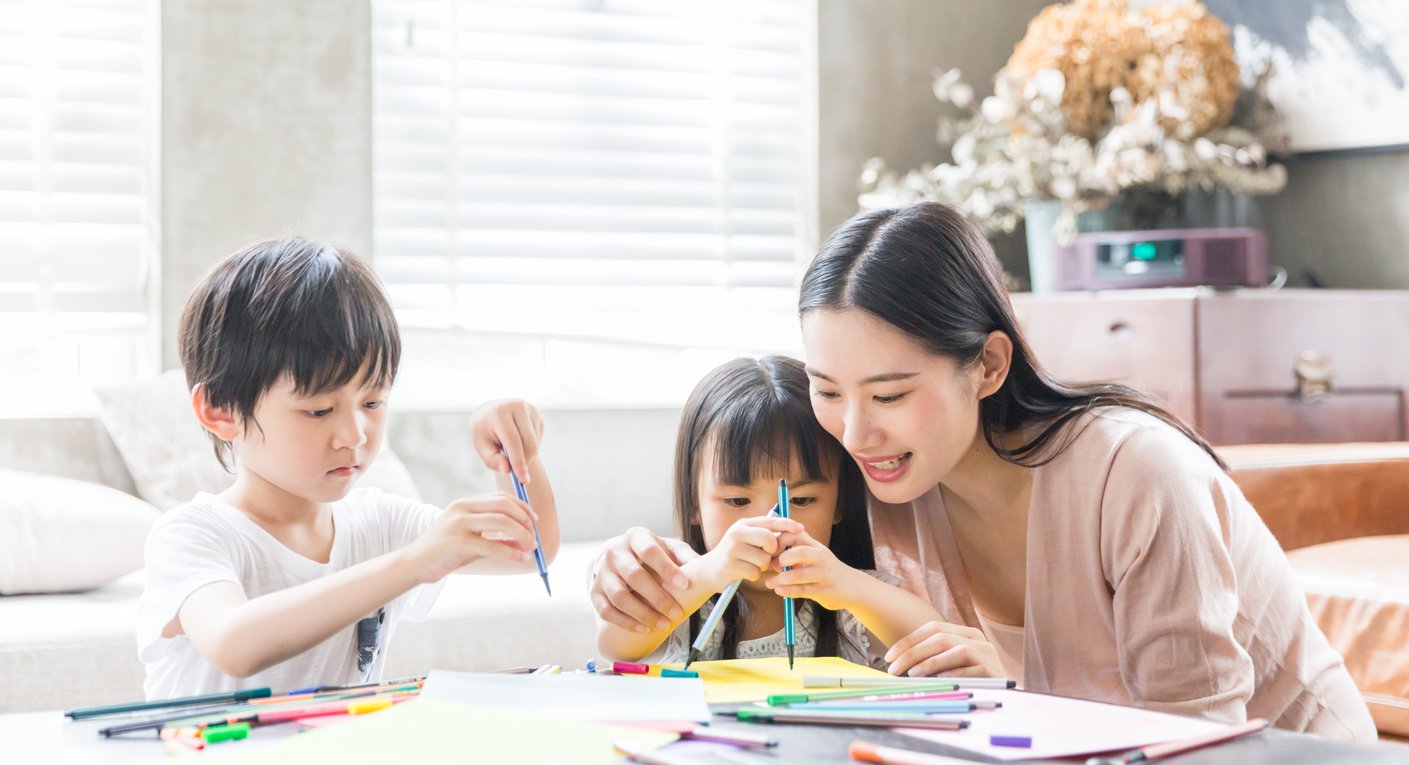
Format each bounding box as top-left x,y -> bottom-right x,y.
505,451 -> 550,596
779,479 -> 795,670
682,503 -> 782,671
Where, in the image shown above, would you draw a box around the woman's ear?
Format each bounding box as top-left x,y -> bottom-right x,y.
191,383 -> 241,441
975,330 -> 1013,400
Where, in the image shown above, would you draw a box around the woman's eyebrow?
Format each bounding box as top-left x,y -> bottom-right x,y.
805,367 -> 918,384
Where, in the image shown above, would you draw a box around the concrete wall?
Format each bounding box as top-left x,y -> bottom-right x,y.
1260,151 -> 1409,288
816,0 -> 1048,272
159,0 -> 372,368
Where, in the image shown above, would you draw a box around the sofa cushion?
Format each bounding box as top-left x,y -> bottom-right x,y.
0,470 -> 160,595
0,541 -> 604,713
1289,535 -> 1409,737
95,369 -> 420,510
1221,442 -> 1409,551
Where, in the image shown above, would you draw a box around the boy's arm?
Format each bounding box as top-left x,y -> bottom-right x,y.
178,494 -> 537,678
177,551 -> 421,679
595,555 -> 722,661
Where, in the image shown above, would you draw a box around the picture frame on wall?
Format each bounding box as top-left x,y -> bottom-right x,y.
1204,0 -> 1409,155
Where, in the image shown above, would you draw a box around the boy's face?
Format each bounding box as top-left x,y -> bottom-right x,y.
231,374 -> 390,504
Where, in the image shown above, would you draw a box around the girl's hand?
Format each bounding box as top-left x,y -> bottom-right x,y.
700,516 -> 802,592
591,528 -> 699,632
402,494 -> 538,583
469,399 -> 545,482
763,530 -> 862,611
884,621 -> 1005,678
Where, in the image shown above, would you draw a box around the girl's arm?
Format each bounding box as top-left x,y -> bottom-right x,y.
766,533 -> 943,645
177,495 -> 537,678
595,516 -> 803,661
594,554 -> 724,661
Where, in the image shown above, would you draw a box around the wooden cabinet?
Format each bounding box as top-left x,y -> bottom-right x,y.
1011,289 -> 1409,445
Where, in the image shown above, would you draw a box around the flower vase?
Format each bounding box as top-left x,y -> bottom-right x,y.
1023,200 -> 1061,293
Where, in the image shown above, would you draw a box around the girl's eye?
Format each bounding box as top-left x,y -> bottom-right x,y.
874,393 -> 907,405
790,496 -> 817,507
723,497 -> 750,508
308,408 -> 332,418
812,388 -> 839,400
364,400 -> 384,410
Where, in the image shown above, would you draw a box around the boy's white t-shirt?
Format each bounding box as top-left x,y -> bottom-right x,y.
137,488 -> 445,700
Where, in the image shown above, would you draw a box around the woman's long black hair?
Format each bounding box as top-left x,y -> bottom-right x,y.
674,355 -> 874,659
798,202 -> 1222,468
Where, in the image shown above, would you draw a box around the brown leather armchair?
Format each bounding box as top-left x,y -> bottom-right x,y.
1221,443 -> 1409,739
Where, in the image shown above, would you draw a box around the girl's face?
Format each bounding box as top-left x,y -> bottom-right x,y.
802,307 -> 985,505
694,445 -> 840,588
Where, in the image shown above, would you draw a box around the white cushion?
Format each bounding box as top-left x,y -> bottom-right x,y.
0,470 -> 160,595
94,369 -> 420,510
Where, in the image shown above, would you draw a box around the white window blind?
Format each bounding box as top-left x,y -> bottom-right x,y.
0,0 -> 153,415
371,0 -> 810,406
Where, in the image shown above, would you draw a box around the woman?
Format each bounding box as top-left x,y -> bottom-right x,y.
590,203 -> 1374,741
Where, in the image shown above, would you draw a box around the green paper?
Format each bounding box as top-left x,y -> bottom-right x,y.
195,697 -> 678,764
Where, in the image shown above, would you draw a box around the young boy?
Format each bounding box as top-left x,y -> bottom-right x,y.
137,236 -> 559,699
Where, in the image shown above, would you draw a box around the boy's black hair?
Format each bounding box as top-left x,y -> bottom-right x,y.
673,355 -> 874,660
178,236 -> 400,468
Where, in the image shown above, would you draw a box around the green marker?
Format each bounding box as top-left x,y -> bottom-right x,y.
202,722 -> 251,744
660,668 -> 699,678
767,682 -> 956,706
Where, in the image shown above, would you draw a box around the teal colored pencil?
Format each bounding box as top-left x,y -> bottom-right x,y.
779,479 -> 795,670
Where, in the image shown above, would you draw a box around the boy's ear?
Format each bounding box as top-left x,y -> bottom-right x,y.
191,383 -> 241,441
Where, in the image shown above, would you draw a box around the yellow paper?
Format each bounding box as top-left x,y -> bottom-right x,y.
193,697 -> 678,765
658,656 -> 892,704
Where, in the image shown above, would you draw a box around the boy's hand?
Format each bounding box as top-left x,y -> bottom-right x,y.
699,517 -> 801,592
764,530 -> 862,612
470,399 -> 544,482
403,494 -> 538,583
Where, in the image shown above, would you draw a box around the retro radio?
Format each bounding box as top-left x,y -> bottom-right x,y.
1053,227 -> 1268,290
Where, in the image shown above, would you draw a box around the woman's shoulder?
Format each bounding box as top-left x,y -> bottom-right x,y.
1050,407 -> 1217,475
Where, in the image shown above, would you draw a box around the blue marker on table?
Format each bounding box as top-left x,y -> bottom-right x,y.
779,479 -> 795,670
505,450 -> 550,596
682,503 -> 782,671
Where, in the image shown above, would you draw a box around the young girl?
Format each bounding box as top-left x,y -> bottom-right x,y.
596,355 -> 943,667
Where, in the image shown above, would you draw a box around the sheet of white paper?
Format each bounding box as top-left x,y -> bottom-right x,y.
897,689 -> 1229,761
421,670 -> 712,724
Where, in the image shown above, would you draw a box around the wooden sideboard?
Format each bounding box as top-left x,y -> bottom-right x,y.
1011,289 -> 1409,446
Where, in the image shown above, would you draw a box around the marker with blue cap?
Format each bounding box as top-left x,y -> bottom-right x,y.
779,479 -> 795,670
504,449 -> 550,596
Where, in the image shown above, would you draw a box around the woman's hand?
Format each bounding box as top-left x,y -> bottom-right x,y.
763,530 -> 864,612
590,528 -> 700,633
884,620 -> 1006,678
469,399 -> 545,481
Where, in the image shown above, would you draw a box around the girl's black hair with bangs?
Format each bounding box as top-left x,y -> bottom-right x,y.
178,236 -> 401,469
673,355 -> 873,660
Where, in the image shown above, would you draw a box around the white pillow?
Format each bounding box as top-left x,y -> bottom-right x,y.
0,469 -> 160,594
95,369 -> 421,511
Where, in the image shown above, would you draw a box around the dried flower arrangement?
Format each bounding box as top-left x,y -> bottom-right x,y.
859,0 -> 1287,241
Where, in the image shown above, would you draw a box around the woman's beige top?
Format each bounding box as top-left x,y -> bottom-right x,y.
868,408 -> 1376,742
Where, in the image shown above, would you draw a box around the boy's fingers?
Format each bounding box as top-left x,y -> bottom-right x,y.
499,428 -> 530,485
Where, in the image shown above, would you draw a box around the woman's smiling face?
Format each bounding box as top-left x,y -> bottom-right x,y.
801,307 -> 986,504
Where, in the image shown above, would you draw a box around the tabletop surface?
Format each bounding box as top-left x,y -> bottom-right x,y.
4,707 -> 1407,765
